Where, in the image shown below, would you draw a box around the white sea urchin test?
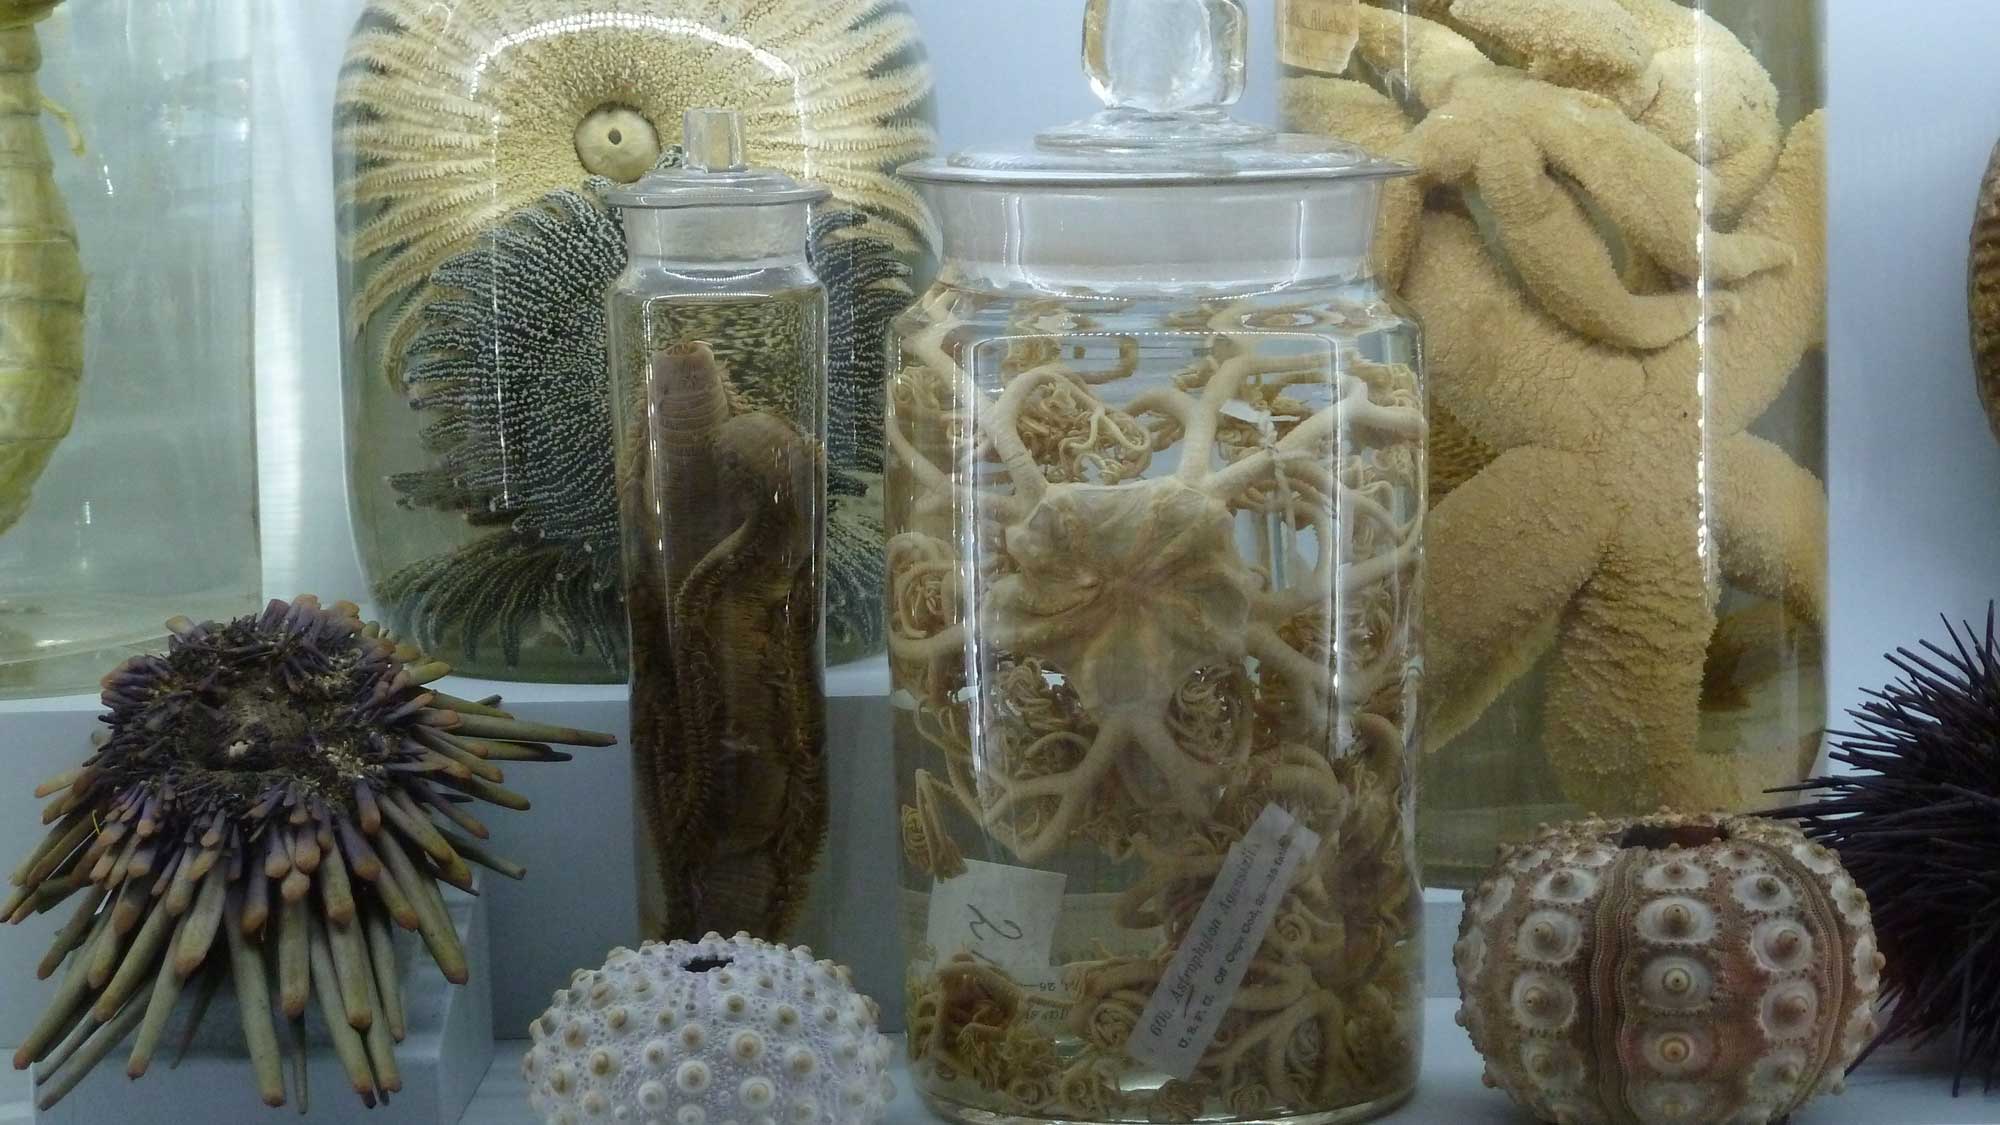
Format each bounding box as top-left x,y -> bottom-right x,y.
525,933 -> 894,1125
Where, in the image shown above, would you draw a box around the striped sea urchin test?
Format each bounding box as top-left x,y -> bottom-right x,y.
4,596 -> 615,1112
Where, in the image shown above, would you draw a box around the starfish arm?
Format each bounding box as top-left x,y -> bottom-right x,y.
1446,0 -> 1653,97
1678,111 -> 1829,435
1403,211 -> 1642,452
1713,432 -> 1827,631
1249,624 -> 1335,731
1609,0 -> 1783,214
1518,78 -> 1794,286
1539,521 -> 1741,814
1420,446 -> 1612,754
1351,4 -> 1492,108
1133,717 -> 1224,821
982,719 -> 1129,863
1466,127 -> 1709,348
1279,76 -> 1422,288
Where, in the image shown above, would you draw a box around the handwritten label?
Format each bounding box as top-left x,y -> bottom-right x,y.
1128,805 -> 1322,1080
925,860 -> 1067,977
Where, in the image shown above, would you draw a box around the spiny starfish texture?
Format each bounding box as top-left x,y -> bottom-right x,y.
888,287 -> 1426,1118
335,0 -> 935,348
4,596 -> 614,1112
1283,0 -> 1828,814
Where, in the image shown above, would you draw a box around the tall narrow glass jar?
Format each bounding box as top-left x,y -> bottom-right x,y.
1277,0 -> 1829,884
0,0 -> 260,698
333,0 -> 934,683
888,3 -> 1424,1121
605,111 -> 831,945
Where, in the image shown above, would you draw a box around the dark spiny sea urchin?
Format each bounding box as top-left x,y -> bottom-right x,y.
1771,606 -> 2000,1092
384,183 -> 910,672
4,596 -> 614,1112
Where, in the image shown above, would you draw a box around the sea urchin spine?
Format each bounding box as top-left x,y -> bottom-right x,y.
3,595 -> 615,1112
1772,606 -> 2000,1092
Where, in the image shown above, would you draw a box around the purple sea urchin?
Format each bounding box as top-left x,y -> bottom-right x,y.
1772,607 -> 2000,1092
4,595 -> 615,1112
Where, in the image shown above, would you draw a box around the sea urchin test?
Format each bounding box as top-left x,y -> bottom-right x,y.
4,596 -> 614,1112
525,934 -> 895,1125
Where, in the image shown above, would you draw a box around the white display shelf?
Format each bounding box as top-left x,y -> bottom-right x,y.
457,1004 -> 1996,1125
0,1002 -> 1984,1123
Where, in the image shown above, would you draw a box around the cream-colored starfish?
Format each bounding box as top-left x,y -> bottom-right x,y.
1286,1 -> 1827,813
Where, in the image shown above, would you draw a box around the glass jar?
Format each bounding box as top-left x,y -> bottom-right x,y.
605,110 -> 830,945
0,0 -> 260,698
888,2 -> 1424,1121
1277,0 -> 1828,884
332,0 -> 934,682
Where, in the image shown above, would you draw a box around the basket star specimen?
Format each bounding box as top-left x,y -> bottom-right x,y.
887,289 -> 1429,1117
3,597 -> 613,1112
1284,0 -> 1829,812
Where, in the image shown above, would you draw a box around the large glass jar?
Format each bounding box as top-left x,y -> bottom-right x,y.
1279,0 -> 1828,884
0,0 -> 260,698
333,0 -> 934,682
888,2 -> 1425,1121
604,110 -> 830,945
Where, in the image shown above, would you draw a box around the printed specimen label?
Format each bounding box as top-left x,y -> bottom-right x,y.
926,859 -> 1068,978
1128,805 -> 1322,1080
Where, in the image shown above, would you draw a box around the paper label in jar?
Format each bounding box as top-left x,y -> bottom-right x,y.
925,859 -> 1068,978
1127,805 -> 1322,1081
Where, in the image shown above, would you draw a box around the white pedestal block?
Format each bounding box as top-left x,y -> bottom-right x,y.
32,884 -> 495,1125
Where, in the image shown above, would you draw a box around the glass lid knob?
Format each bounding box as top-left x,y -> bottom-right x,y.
1043,0 -> 1270,149
1086,0 -> 1246,114
683,108 -> 748,173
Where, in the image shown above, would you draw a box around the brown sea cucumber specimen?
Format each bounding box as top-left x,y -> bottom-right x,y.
621,341 -> 826,942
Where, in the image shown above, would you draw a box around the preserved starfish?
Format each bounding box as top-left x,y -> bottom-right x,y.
1285,2 -> 1827,814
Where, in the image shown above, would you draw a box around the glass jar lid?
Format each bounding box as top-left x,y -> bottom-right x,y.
901,0 -> 1406,188
607,108 -> 830,210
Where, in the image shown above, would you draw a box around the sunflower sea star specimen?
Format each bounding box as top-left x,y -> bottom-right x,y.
616,343 -> 826,943
1283,1 -> 1828,816
334,0 -> 935,346
888,284 -> 1426,1118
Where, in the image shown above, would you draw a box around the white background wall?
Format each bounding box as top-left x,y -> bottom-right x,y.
1821,0 -> 2000,711
3,0 -> 1997,1057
